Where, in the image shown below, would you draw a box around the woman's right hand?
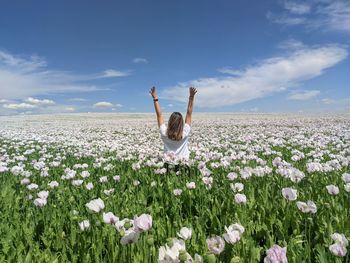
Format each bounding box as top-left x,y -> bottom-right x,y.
189,87 -> 197,97
150,86 -> 157,99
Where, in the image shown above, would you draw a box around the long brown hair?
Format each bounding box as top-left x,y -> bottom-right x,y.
167,112 -> 184,141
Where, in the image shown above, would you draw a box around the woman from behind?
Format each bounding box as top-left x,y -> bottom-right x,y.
149,86 -> 197,167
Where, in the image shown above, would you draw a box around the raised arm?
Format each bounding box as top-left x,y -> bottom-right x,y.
185,87 -> 197,125
150,86 -> 164,127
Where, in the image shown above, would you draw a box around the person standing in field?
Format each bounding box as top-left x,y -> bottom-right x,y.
150,86 -> 197,161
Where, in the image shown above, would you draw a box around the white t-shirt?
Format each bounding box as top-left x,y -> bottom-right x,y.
159,123 -> 191,159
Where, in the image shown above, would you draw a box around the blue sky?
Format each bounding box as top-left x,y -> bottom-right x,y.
0,0 -> 349,115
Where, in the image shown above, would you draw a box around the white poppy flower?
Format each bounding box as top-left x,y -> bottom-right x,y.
331,233 -> 349,247
20,178 -> 30,185
27,183 -> 38,191
134,214 -> 152,232
99,176 -> 108,183
103,212 -> 119,225
329,243 -> 347,257
230,183 -> 244,192
48,181 -> 59,188
326,185 -> 339,195
234,193 -> 247,204
81,171 -> 90,178
342,173 -> 350,183
120,229 -> 140,245
37,190 -> 49,200
86,182 -> 94,190
86,198 -> 105,213
173,189 -> 183,196
206,236 -> 225,255
177,227 -> 192,240
34,198 -> 47,208
104,188 -> 115,195
79,220 -> 90,231
72,180 -> 83,186
113,175 -> 121,182
282,187 -> 297,201
297,200 -> 317,214
344,183 -> 350,193
186,182 -> 196,189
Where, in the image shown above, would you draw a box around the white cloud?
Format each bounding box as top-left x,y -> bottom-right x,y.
162,44 -> 347,108
68,98 -> 87,102
25,97 -> 55,106
65,107 -> 75,112
267,12 -> 306,25
3,103 -> 37,109
115,103 -> 123,108
316,1 -> 350,33
93,102 -> 114,108
287,90 -> 320,100
98,69 -> 130,78
0,51 -> 47,72
284,2 -> 311,15
32,105 -> 78,114
217,67 -> 243,76
0,99 -> 8,104
277,39 -> 306,50
0,50 -> 129,100
321,98 -> 335,104
1,97 -> 74,115
269,0 -> 350,34
132,57 -> 148,64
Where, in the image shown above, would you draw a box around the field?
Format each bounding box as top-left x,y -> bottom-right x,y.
0,113 -> 349,263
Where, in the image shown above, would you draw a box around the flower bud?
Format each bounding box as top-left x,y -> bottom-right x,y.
205,254 -> 216,263
230,256 -> 241,263
147,236 -> 154,245
179,250 -> 188,261
166,238 -> 174,247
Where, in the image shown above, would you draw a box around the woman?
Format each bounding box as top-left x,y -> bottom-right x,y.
150,86 -> 197,162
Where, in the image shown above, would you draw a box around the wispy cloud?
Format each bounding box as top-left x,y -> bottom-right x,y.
217,67 -> 243,76
284,1 -> 311,15
68,98 -> 88,102
321,98 -> 335,104
162,43 -> 347,108
277,39 -> 306,50
287,90 -> 320,100
132,57 -> 148,64
267,12 -> 306,25
316,1 -> 350,33
97,69 -> 130,78
0,50 -> 129,100
0,51 -> 47,72
268,0 -> 350,34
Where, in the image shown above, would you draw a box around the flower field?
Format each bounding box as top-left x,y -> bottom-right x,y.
0,113 -> 349,263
